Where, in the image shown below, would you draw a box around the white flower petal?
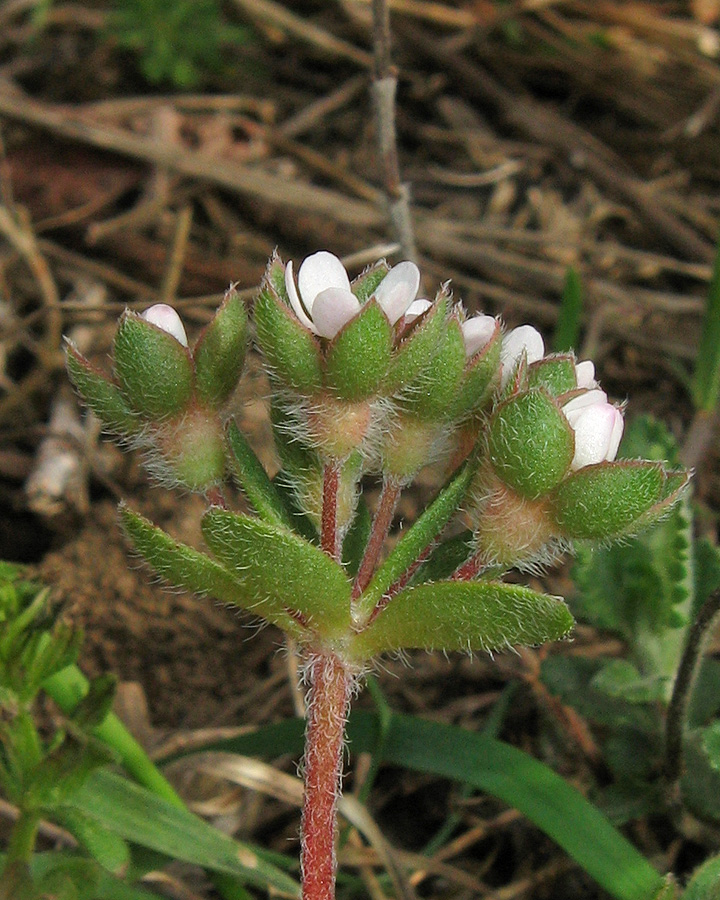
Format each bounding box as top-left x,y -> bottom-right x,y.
575,359 -> 596,389
141,304 -> 188,346
404,299 -> 432,322
285,260 -> 316,331
500,325 -> 544,387
297,252 -> 352,315
569,402 -> 624,469
372,261 -> 421,324
462,314 -> 496,358
562,389 -> 608,426
311,287 -> 361,339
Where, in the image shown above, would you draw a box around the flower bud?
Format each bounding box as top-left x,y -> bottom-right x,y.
141,303 -> 188,346
562,391 -> 624,470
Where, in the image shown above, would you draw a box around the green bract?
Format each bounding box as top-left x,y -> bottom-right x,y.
324,299 -> 392,401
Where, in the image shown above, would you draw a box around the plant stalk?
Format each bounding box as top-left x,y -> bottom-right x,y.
4,810 -> 40,866
301,651 -> 352,900
321,460 -> 342,561
353,476 -> 402,600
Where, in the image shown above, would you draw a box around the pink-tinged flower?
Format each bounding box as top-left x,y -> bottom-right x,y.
500,325 -> 544,387
562,390 -> 624,470
141,304 -> 188,347
285,252 -> 421,339
462,314 -> 496,358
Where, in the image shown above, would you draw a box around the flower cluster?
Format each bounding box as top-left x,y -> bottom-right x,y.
66,249 -> 689,660
66,290 -> 247,492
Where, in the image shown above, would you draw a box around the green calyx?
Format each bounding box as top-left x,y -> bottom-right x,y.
527,355 -> 577,397
65,341 -> 140,436
254,284 -> 323,393
551,460 -> 670,540
351,260 -> 390,303
113,312 -> 194,419
385,296 -> 449,395
193,288 -> 247,408
489,389 -> 574,499
324,299 -> 393,401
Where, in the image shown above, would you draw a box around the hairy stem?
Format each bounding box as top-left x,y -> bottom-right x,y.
321,460 -> 341,561
301,652 -> 352,900
451,549 -> 488,581
665,588 -> 720,784
353,476 -> 402,600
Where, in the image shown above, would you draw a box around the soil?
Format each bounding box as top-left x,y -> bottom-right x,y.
2,1 -> 720,897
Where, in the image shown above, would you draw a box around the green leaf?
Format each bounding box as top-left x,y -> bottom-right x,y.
349,581 -> 573,658
357,459 -> 477,621
489,389 -> 574,498
591,660 -> 668,704
552,461 -> 664,540
52,807 -> 130,876
681,726 -> 720,822
193,289 -> 247,408
65,342 -> 140,435
324,299 -> 392,401
701,720 -> 720,772
226,419 -> 295,530
553,266 -> 583,352
254,285 -> 323,393
119,505 -> 298,631
70,770 -> 300,897
692,235 -> 720,412
683,852 -> 720,900
201,510 -> 352,635
71,674 -> 117,730
113,312 -> 194,419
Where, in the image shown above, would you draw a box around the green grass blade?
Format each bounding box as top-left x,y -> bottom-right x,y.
71,770 -> 300,897
692,235 -> 720,412
553,266 -> 583,352
173,711 -> 663,900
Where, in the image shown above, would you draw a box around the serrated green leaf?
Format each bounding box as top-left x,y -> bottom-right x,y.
201,510 -> 351,635
70,770 -> 300,896
113,312 -> 194,419
357,458 -> 477,622
119,505 -> 298,631
350,581 -> 573,659
324,299 -> 392,401
226,419 -> 295,530
193,289 -> 247,408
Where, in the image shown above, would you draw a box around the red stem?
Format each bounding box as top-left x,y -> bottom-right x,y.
451,549 -> 487,581
352,476 -> 402,600
301,652 -> 352,900
321,460 -> 341,561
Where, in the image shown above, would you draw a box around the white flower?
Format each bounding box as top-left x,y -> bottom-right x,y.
285,251 -> 421,339
141,304 -> 188,347
574,359 -> 597,389
500,325 -> 544,387
563,390 -> 624,470
461,314 -> 496,358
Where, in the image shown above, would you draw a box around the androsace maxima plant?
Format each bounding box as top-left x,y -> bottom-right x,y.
66,251 -> 690,900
